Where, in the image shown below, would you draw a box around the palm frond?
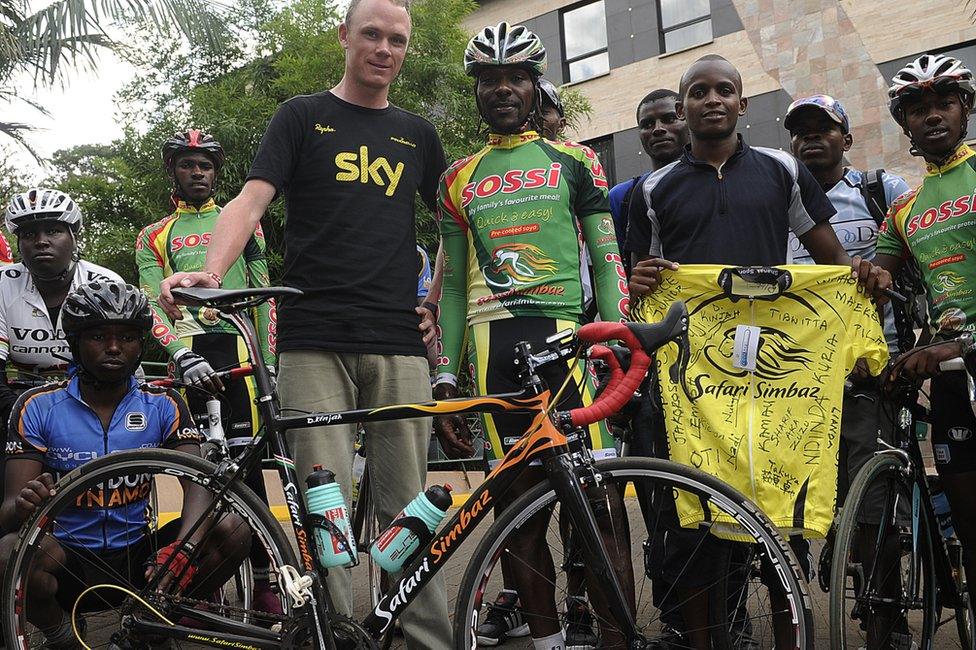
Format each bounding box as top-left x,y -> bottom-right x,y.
9,0 -> 231,83
0,120 -> 42,161
0,85 -> 52,117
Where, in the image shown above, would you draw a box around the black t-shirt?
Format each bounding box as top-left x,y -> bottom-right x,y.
248,92 -> 447,356
625,138 -> 835,265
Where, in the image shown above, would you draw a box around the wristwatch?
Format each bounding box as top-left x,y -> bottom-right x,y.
421,301 -> 439,320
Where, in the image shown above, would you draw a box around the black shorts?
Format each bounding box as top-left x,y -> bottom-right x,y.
54,521 -> 179,613
467,317 -> 616,468
930,371 -> 976,474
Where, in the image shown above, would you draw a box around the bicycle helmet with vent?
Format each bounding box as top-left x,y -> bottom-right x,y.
63,281 -> 152,382
161,129 -> 226,171
538,78 -> 564,117
464,22 -> 547,78
888,54 -> 976,124
4,188 -> 83,235
63,281 -> 153,339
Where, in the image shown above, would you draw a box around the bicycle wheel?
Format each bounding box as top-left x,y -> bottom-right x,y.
150,471 -> 257,622
453,457 -> 813,649
830,452 -> 937,649
352,462 -> 385,609
949,539 -> 976,648
2,448 -> 300,649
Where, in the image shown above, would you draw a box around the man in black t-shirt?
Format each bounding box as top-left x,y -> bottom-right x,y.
625,55 -> 892,290
159,0 -> 451,645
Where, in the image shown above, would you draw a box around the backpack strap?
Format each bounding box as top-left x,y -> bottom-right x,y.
859,168 -> 889,226
619,175 -> 641,220
617,175 -> 641,276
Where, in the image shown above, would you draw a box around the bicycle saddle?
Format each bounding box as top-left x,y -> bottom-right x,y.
171,286 -> 304,308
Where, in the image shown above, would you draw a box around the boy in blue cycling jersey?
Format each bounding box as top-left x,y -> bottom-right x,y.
0,281 -> 250,649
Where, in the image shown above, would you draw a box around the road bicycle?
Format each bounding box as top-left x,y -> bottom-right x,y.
1,286 -> 813,649
829,345 -> 976,649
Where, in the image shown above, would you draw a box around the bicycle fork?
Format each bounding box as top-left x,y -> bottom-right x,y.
545,452 -> 642,645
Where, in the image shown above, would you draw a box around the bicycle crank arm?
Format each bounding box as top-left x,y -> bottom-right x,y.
127,615 -> 282,649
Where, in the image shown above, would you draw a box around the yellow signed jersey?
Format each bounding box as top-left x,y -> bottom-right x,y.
633,265 -> 888,538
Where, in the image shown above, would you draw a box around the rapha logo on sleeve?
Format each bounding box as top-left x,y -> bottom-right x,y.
125,412 -> 147,432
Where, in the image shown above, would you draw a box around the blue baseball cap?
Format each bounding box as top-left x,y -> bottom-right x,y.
784,95 -> 851,134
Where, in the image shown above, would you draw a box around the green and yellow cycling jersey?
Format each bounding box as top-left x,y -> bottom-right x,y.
436,131 -> 628,384
634,265 -> 888,539
136,199 -> 275,365
877,142 -> 976,336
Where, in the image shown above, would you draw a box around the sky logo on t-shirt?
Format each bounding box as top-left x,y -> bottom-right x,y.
334,146 -> 404,197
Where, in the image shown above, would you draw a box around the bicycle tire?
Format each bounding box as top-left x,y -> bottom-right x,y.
829,452 -> 937,649
452,457 -> 813,649
956,594 -> 975,649
2,448 -> 301,649
950,539 -> 976,649
353,463 -> 385,610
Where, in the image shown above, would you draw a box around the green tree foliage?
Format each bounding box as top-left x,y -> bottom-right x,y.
32,0 -> 592,285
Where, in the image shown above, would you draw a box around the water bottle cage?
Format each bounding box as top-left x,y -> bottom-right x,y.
307,513 -> 358,568
368,515 -> 433,568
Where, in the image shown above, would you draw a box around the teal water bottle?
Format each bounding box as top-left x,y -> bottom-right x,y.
370,485 -> 453,572
305,465 -> 357,568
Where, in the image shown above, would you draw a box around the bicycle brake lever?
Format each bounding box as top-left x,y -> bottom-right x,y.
669,333 -> 698,403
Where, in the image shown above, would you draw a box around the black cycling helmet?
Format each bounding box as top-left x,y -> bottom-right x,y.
538,78 -> 564,117
63,281 -> 152,384
161,129 -> 226,172
63,281 -> 153,340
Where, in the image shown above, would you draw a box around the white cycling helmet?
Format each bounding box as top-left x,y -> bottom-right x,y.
888,54 -> 976,123
4,188 -> 83,235
464,22 -> 547,78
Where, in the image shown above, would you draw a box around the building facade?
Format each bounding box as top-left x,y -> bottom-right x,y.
463,0 -> 976,188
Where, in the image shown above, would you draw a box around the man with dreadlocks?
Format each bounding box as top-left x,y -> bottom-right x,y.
433,22 -> 629,650
135,129 -> 280,613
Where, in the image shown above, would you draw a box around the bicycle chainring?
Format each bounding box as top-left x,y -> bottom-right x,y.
328,612 -> 380,650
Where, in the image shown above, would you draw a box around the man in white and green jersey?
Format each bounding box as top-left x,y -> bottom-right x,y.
432,22 -> 629,650
876,53 -> 976,602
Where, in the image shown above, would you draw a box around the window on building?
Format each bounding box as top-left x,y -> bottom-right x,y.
585,136 -> 616,187
659,0 -> 712,53
561,1 -> 609,83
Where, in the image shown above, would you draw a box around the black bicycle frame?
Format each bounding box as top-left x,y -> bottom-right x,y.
904,436 -> 964,608
207,309 -> 640,644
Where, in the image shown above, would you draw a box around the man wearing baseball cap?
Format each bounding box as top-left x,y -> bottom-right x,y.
784,95 -> 913,619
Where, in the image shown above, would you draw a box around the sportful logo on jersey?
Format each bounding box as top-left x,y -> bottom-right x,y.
334,147 -> 404,197
459,164 -> 562,208
125,412 -> 147,431
481,243 -> 558,290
